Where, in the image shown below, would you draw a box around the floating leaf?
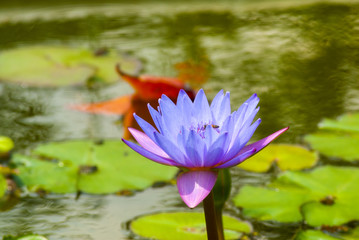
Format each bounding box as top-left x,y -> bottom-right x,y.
305,132 -> 359,162
130,212 -> 252,240
319,113 -> 359,133
0,175 -> 6,198
12,140 -> 177,194
295,227 -> 359,240
0,46 -> 140,86
238,144 -> 318,172
305,113 -> 359,161
0,136 -> 15,156
3,235 -> 48,240
233,166 -> 359,226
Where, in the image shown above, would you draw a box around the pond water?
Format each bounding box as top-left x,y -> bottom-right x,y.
0,0 -> 359,239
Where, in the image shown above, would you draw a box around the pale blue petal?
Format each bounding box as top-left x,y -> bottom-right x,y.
204,132 -> 229,167
158,97 -> 181,138
154,132 -> 188,166
224,118 -> 261,162
134,114 -> 158,142
147,104 -> 163,133
193,89 -> 212,123
184,130 -> 207,168
209,89 -> 224,119
211,91 -> 230,125
177,170 -> 218,208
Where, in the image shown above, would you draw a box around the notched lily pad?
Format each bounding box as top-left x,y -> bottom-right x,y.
0,46 -> 141,87
233,166 -> 359,226
305,113 -> 359,161
238,144 -> 318,172
12,140 -> 177,194
130,212 -> 252,240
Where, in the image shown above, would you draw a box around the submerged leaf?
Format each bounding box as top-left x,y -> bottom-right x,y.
0,46 -> 141,86
238,144 -> 318,172
130,212 -> 252,240
233,166 -> 359,226
12,140 -> 177,194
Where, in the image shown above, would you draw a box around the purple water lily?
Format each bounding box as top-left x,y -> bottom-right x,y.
122,89 -> 288,208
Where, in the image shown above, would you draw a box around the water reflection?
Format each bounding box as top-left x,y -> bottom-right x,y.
1,1 -> 359,239
0,85 -> 53,150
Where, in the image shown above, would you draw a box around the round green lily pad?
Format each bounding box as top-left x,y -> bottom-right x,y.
130,212 -> 252,240
12,140 -> 177,194
295,227 -> 359,240
233,166 -> 359,226
238,144 -> 318,172
305,113 -> 359,162
0,46 -> 141,87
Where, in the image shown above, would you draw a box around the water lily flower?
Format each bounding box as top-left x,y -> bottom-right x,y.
122,89 -> 288,208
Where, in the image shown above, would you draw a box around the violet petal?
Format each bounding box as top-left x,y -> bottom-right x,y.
177,170 -> 218,208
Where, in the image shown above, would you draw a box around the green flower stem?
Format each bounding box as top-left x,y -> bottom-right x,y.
203,190 -> 225,240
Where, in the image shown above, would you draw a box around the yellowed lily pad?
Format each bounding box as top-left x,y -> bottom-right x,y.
238,144 -> 318,172
130,212 -> 252,240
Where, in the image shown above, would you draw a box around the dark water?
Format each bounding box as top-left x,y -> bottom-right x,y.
0,1 -> 359,239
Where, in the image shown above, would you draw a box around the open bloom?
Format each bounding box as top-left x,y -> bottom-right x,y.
123,89 -> 288,208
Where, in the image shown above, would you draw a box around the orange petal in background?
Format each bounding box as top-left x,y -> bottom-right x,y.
69,94 -> 132,115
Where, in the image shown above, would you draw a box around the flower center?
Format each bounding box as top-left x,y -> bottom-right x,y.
189,122 -> 220,138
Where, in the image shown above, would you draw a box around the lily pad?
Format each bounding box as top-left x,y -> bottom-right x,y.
319,113 -> 359,133
295,227 -> 359,240
0,136 -> 14,156
0,175 -> 6,198
238,144 -> 318,172
233,166 -> 359,226
0,46 -> 141,87
305,113 -> 359,161
130,212 -> 252,240
12,140 -> 177,194
3,235 -> 48,240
